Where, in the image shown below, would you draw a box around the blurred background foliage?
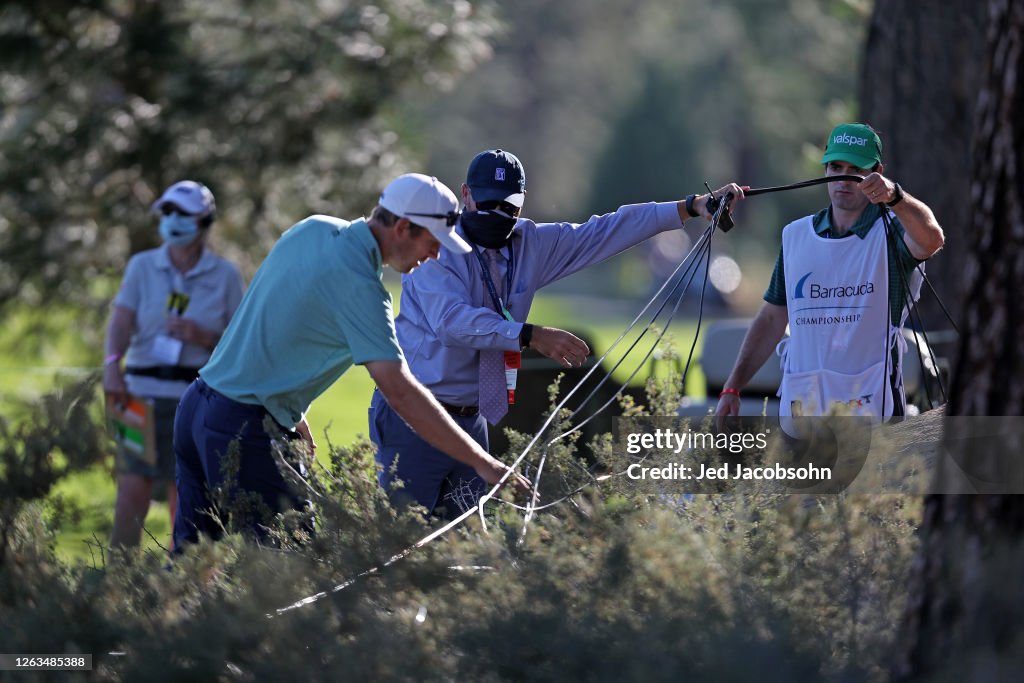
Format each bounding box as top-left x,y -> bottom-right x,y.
0,0 -> 496,323
416,0 -> 870,301
1,0 -> 869,340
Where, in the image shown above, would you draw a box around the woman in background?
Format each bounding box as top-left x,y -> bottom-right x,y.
102,180 -> 244,550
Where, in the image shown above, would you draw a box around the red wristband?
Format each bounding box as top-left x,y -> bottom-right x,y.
719,387 -> 740,399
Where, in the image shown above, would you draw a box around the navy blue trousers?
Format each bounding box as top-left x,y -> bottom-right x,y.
369,389 -> 488,518
173,378 -> 311,548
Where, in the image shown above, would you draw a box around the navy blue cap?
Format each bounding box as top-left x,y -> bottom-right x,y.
466,149 -> 526,207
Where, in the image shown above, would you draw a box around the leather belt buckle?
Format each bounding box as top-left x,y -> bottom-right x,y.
438,401 -> 479,417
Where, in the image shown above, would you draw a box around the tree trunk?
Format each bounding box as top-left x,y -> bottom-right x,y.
893,0 -> 1024,679
859,0 -> 986,340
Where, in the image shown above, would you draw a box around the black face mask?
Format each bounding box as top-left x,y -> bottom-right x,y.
460,210 -> 517,249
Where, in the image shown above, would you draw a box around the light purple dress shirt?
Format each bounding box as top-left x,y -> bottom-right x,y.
395,201 -> 684,406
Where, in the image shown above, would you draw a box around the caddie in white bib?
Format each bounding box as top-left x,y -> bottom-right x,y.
777,214 -> 911,420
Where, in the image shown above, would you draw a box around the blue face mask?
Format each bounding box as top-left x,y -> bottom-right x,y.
159,213 -> 200,247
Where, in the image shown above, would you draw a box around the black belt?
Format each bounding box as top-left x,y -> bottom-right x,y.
438,400 -> 479,417
125,365 -> 202,382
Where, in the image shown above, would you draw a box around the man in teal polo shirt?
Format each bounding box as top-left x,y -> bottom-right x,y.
173,173 -> 530,548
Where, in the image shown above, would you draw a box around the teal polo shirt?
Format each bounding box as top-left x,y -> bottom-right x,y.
201,216 -> 403,427
764,204 -> 921,326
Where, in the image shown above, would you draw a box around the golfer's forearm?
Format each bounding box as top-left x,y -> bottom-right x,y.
369,361 -> 495,470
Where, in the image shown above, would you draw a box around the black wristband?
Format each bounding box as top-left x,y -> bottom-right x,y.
519,323 -> 534,349
886,182 -> 904,207
684,194 -> 700,218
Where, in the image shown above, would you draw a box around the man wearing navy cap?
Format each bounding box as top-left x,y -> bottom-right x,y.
715,123 -> 945,423
369,149 -> 745,516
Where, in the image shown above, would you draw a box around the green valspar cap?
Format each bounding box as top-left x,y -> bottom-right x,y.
821,123 -> 883,170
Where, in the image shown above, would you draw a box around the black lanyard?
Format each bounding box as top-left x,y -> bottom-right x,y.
474,243 -> 515,316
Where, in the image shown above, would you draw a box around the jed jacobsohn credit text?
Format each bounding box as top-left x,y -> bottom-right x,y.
623,427 -> 833,482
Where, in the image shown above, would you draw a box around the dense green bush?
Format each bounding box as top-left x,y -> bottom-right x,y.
0,376 -> 921,681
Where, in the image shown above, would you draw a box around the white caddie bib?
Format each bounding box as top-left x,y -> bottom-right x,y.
777,216 -> 899,419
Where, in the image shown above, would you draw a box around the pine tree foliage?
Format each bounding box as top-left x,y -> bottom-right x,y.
0,0 -> 496,312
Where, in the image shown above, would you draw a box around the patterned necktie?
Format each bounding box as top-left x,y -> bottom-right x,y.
479,249 -> 509,425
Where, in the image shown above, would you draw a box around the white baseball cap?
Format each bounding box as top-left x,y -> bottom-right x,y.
151,180 -> 216,216
378,173 -> 470,254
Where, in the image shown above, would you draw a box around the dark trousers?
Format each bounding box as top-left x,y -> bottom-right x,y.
369,389 -> 488,518
173,378 -> 312,548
